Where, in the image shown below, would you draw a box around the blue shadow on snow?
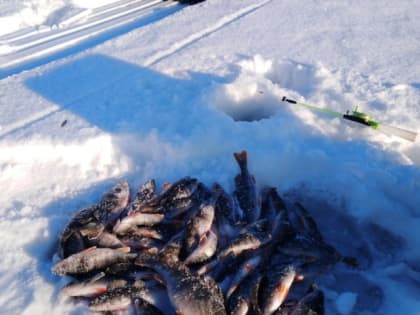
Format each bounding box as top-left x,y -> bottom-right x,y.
25,54 -> 226,137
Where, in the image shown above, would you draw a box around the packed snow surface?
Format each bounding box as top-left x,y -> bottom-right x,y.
0,0 -> 420,314
0,0 -> 124,36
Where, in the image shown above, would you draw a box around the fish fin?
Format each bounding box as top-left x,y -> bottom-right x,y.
89,272 -> 106,283
233,150 -> 248,170
198,232 -> 209,244
196,260 -> 213,275
226,283 -> 239,299
234,150 -> 247,161
95,287 -> 107,295
145,230 -> 162,240
116,246 -> 131,253
113,219 -> 122,231
162,182 -> 172,191
294,273 -> 305,282
153,273 -> 165,285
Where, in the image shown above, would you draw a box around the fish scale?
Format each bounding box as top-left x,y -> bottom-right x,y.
52,247 -> 137,275
59,181 -> 130,258
51,152 -> 354,315
233,151 -> 260,224
136,252 -> 226,315
89,280 -> 147,312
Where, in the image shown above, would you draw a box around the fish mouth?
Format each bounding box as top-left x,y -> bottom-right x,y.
51,263 -> 64,276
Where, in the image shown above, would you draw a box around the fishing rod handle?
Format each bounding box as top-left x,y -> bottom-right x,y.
282,96 -> 297,104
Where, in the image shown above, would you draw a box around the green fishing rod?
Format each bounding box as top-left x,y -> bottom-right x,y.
281,96 -> 417,142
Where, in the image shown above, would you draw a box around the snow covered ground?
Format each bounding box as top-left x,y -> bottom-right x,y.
0,0 -> 419,314
0,0 -> 130,36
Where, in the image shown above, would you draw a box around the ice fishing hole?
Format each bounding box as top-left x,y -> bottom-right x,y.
212,85 -> 281,122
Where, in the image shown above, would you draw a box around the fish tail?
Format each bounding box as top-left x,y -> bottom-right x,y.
233,150 -> 248,172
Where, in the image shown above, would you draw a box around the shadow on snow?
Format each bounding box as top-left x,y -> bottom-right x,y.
25,53 -> 227,137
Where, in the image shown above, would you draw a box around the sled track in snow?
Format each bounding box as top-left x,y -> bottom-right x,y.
0,0 -> 273,139
144,0 -> 274,65
0,0 -> 180,77
0,0 -> 161,45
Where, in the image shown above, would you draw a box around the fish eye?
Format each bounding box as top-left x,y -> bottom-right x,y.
115,187 -> 122,193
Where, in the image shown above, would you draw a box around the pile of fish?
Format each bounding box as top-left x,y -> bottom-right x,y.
52,150 -> 356,315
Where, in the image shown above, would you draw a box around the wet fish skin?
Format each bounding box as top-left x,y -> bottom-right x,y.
161,196 -> 196,218
184,229 -> 218,265
134,298 -> 164,315
65,205 -> 103,229
59,205 -> 104,258
226,255 -> 262,299
133,179 -> 159,209
125,179 -> 160,216
158,177 -> 199,207
129,226 -> 165,240
60,273 -> 129,297
61,280 -> 107,298
59,181 -> 129,258
100,181 -> 131,225
260,265 -> 297,315
163,182 -> 213,219
89,293 -> 132,312
213,183 -> 242,226
184,203 -> 215,253
233,150 -> 260,224
213,183 -> 242,249
136,253 -> 226,315
158,233 -> 183,265
104,261 -> 137,275
113,212 -> 165,235
52,247 -> 137,275
59,230 -> 86,259
217,219 -> 272,262
119,234 -> 162,250
88,280 -> 147,312
206,248 -> 258,282
100,181 -> 130,215
260,187 -> 288,222
219,232 -> 263,260
228,272 -> 263,315
87,231 -> 125,249
229,297 -> 249,315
